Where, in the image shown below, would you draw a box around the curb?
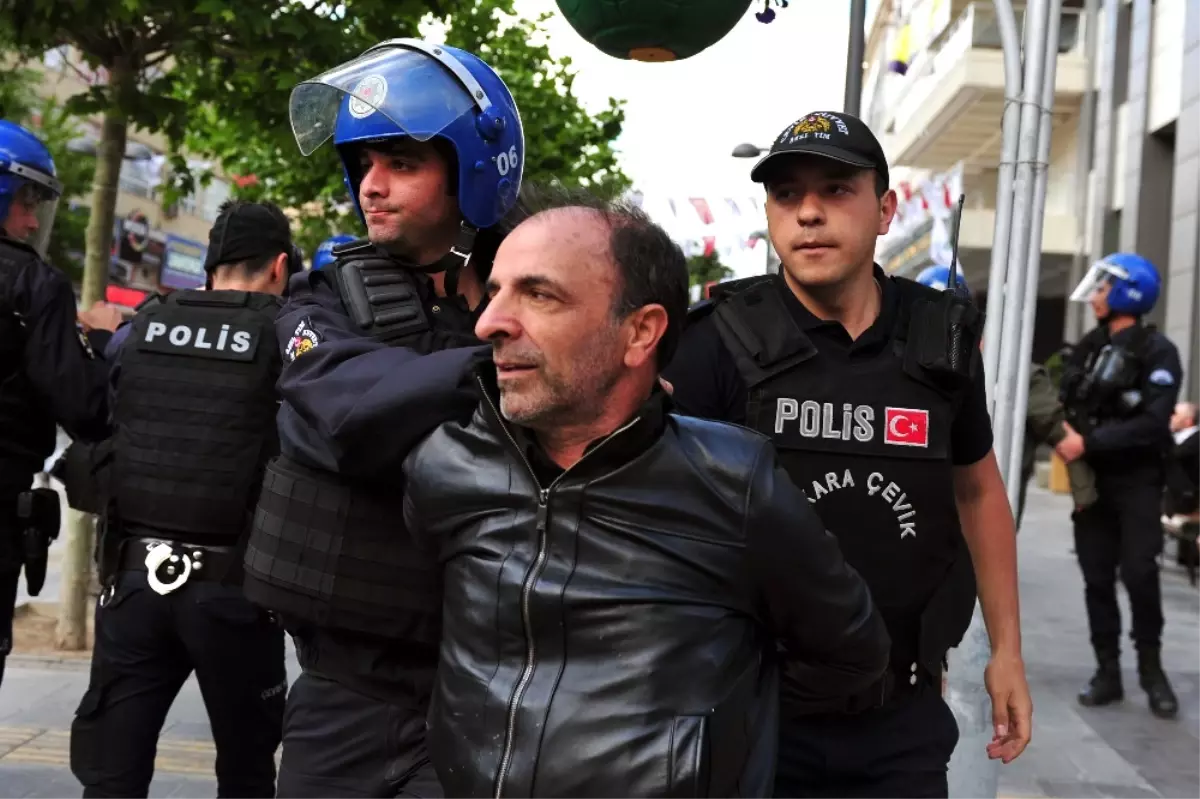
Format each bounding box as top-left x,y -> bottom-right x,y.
5,654 -> 91,671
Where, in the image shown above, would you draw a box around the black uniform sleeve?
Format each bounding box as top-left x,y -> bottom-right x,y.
951,356 -> 994,465
17,264 -> 110,442
86,328 -> 113,355
276,269 -> 489,477
103,323 -> 133,427
661,310 -> 748,425
1085,335 -> 1182,454
744,441 -> 891,701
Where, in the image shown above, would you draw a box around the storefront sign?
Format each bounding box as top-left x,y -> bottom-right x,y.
160,234 -> 208,290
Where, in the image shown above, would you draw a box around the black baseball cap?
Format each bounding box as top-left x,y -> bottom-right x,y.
204,201 -> 293,272
750,111 -> 889,188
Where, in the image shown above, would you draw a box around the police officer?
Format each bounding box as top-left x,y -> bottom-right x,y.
240,39 -> 524,797
663,111 -> 1032,796
0,120 -> 118,690
311,233 -> 356,270
913,264 -> 1096,529
68,200 -> 300,798
1057,253 -> 1181,718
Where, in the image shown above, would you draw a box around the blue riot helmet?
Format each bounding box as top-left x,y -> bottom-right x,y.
1069,252 -> 1161,316
289,39 -> 524,236
915,263 -> 971,298
0,120 -> 64,255
312,233 -> 357,270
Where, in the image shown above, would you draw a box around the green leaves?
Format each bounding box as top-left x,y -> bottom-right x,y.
1,0 -> 630,266
686,252 -> 733,288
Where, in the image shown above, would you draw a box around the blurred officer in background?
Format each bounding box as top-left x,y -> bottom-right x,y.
0,119 -> 119,690
914,264 -> 1096,528
69,200 -> 299,797
1059,253 -> 1181,719
311,233 -> 356,270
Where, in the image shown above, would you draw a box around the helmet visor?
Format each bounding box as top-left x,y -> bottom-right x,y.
290,47 -> 476,156
1069,261 -> 1126,303
28,195 -> 59,259
5,159 -> 63,201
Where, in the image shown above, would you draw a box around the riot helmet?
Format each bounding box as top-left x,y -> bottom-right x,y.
312,233 -> 357,270
0,120 -> 64,255
289,39 -> 524,236
1069,252 -> 1160,317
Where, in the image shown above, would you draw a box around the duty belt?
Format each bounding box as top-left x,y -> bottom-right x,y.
117,537 -> 239,596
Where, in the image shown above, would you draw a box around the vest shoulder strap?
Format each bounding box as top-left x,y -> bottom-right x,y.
710,277 -> 818,389
890,275 -> 978,400
334,255 -> 431,343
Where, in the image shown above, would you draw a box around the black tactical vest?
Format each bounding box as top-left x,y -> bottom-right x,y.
709,276 -> 977,675
243,454 -> 441,643
112,289 -> 282,541
0,238 -> 59,481
241,258 -> 451,640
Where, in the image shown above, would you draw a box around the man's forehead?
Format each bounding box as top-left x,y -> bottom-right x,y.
357,138 -> 430,158
493,210 -> 612,282
765,155 -> 871,184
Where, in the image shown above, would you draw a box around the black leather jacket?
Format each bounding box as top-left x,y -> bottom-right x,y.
403,368 -> 890,797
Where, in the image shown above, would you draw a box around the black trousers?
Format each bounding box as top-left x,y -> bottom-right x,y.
1072,475 -> 1166,658
0,565 -> 18,690
2,502 -> 27,691
277,671 -> 440,798
775,687 -> 959,798
69,569 -> 286,798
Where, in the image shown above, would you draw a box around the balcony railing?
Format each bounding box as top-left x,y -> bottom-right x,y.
871,2 -> 1085,137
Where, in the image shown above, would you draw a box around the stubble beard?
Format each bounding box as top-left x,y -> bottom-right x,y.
498,329 -> 625,434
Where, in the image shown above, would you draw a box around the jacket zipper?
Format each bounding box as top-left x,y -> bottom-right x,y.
478,377 -> 639,798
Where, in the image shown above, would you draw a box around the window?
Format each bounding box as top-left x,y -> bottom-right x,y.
201,179 -> 232,223
118,159 -> 154,199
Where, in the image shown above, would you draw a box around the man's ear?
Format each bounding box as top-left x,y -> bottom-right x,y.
622,304 -> 669,369
273,252 -> 290,284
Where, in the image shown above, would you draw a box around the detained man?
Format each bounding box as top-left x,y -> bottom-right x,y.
401,188 -> 892,797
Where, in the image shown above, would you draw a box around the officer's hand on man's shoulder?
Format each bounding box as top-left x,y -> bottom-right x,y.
78,301 -> 123,333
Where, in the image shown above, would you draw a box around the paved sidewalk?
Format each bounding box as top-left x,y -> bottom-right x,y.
0,485 -> 1195,797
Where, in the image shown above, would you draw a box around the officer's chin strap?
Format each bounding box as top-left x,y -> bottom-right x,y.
415,223 -> 476,299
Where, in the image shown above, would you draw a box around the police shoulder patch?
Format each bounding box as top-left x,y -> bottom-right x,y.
1148,368 -> 1176,386
285,317 -> 320,362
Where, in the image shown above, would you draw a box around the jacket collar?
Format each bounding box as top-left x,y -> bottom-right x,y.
473,361 -> 670,484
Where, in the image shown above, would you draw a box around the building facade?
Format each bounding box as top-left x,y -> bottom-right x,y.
864,0 -> 1197,400
27,47 -> 238,310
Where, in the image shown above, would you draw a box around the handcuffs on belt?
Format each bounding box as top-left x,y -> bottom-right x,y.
144,542 -> 204,595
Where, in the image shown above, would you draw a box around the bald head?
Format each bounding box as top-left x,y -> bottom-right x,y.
474,194 -> 687,442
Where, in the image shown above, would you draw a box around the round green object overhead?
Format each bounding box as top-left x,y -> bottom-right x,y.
555,0 -> 755,62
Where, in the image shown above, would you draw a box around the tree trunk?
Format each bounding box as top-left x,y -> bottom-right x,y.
55,510 -> 94,650
56,61 -> 131,650
78,105 -> 128,307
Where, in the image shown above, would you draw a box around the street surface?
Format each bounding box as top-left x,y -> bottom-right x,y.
0,484 -> 1196,798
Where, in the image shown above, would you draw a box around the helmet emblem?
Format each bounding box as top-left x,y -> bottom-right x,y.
348,75 -> 388,120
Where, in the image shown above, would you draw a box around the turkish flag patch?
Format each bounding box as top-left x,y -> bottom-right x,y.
884,407 -> 930,448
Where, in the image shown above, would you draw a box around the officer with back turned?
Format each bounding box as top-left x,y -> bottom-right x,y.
240,39 -> 525,797
1057,253 -> 1181,719
1,119 -> 119,691
68,200 -> 301,797
663,111 -> 1032,797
